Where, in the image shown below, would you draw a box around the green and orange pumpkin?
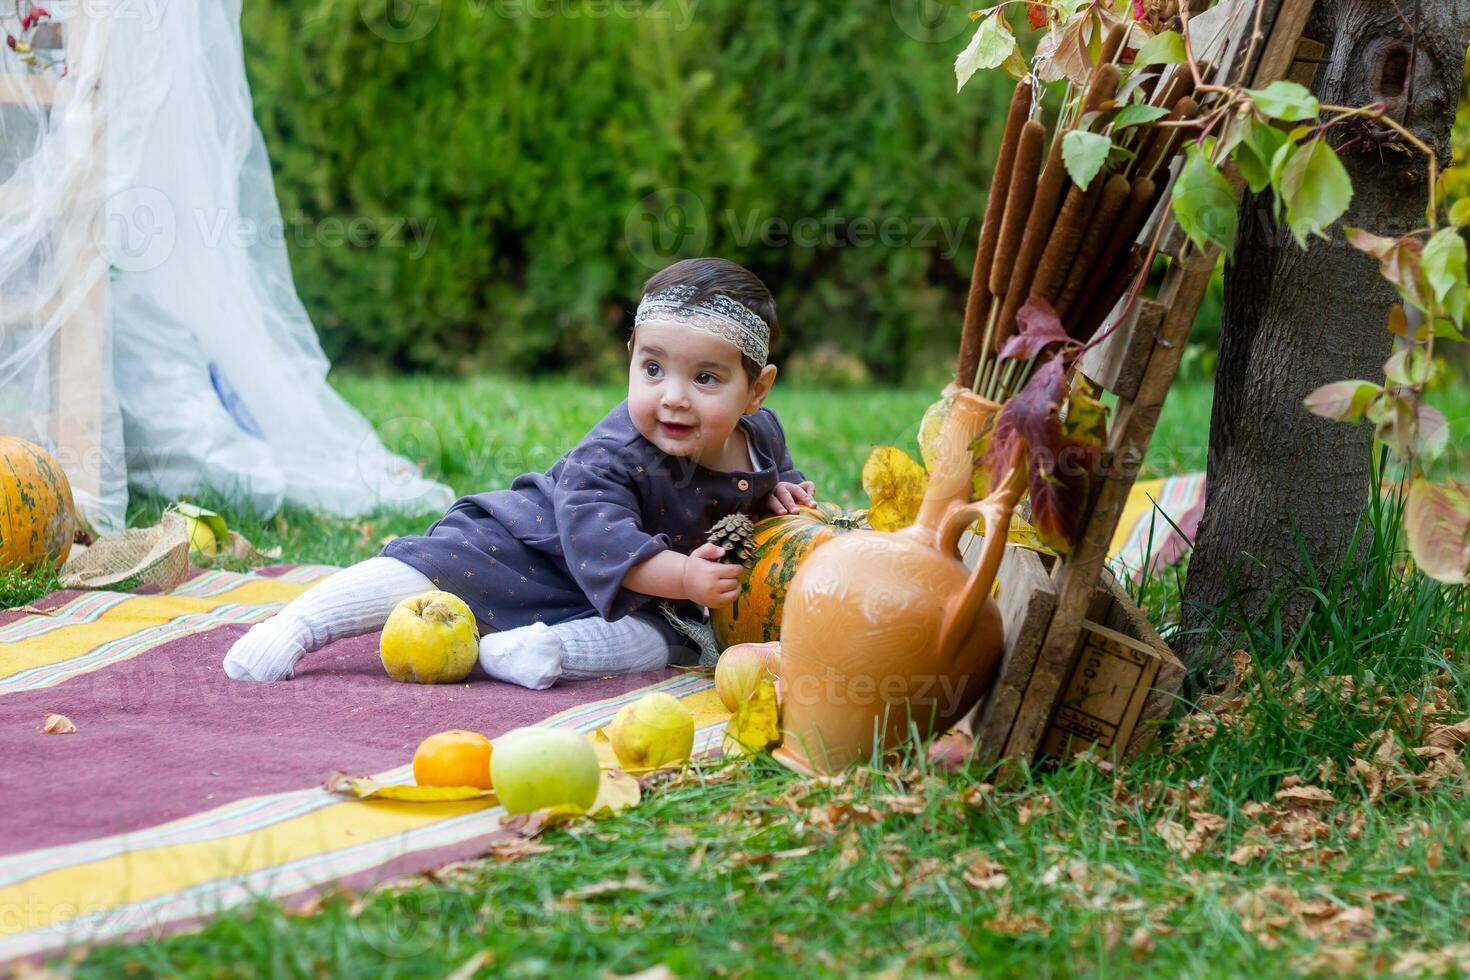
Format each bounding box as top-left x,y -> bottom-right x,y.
0,437 -> 76,572
711,501 -> 869,649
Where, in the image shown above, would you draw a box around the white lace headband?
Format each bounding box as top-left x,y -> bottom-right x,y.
634,284 -> 770,366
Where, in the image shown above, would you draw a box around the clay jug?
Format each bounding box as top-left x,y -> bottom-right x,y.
772,386 -> 1025,775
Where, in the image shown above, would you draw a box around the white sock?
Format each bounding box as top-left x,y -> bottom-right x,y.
554,613 -> 671,680
476,613 -> 671,689
478,622 -> 566,690
222,556 -> 435,682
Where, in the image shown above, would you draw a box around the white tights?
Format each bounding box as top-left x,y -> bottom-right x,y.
221,556 -> 672,688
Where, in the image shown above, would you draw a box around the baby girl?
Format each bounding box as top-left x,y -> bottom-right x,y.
223,257 -> 816,687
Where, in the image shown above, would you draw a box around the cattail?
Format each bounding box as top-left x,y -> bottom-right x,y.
1137,95 -> 1201,185
957,80 -> 1033,388
1079,63 -> 1121,118
992,131 -> 1070,345
1070,175 -> 1156,326
988,120 -> 1045,300
1055,173 -> 1132,326
1030,176 -> 1105,305
1077,250 -> 1146,341
1099,22 -> 1127,65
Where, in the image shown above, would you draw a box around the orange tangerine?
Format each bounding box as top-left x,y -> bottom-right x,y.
412,730 -> 493,789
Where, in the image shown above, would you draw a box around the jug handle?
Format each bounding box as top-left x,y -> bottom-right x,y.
934,446 -> 1027,665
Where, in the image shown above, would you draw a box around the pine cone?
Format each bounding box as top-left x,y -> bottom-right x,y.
707,513 -> 757,568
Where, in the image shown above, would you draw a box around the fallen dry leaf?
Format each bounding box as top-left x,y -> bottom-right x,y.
486,837 -> 555,862
1129,926 -> 1156,960
1275,784 -> 1336,807
984,910 -> 1051,936
444,949 -> 494,980
39,713 -> 76,735
557,878 -> 654,905
960,852 -> 1008,891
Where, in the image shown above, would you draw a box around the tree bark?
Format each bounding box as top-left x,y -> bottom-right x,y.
1179,0 -> 1470,670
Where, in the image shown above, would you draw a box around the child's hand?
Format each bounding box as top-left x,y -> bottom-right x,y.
765,480 -> 816,516
684,542 -> 743,608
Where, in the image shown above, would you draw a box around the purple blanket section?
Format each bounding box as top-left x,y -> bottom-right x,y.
1,574 -> 677,856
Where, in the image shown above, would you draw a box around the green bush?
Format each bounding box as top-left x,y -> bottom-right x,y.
240,1 -> 1011,385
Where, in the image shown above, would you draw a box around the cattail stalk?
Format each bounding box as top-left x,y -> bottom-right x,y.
1069,175 -> 1156,326
1055,173 -> 1132,326
956,80 -> 1033,389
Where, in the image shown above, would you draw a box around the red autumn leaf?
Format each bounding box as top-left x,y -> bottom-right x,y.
1026,3 -> 1048,30
999,297 -> 1072,362
1029,435 -> 1101,552
989,353 -> 1067,489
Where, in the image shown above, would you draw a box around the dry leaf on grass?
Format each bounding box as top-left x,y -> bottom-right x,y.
445,949 -> 494,980
39,713 -> 76,734
559,878 -> 655,903
984,910 -> 1052,936
959,852 -> 1008,891
1275,784 -> 1336,807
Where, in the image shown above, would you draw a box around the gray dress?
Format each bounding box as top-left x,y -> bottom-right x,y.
381,399 -> 807,657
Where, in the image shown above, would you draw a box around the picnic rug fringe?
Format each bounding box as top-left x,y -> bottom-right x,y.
0,474 -> 1202,963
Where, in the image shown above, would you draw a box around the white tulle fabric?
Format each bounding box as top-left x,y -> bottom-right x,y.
0,0 -> 453,532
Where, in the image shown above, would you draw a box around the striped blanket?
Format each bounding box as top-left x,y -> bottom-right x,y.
0,565 -> 727,963
1,473 -> 1204,962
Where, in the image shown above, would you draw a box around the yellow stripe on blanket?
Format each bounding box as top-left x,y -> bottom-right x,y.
0,679 -> 730,947
0,577 -> 326,683
1109,477 -> 1168,559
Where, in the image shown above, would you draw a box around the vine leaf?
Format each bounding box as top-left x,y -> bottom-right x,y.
1383,347 -> 1435,387
1450,198 -> 1470,228
1062,130 -> 1113,191
1172,142 -> 1238,258
1231,116 -> 1288,195
1422,227 -> 1467,327
1366,392 -> 1416,459
1245,80 -> 1321,122
1346,229 -> 1424,302
1302,380 -> 1381,423
956,13 -> 1018,92
1135,30 -> 1186,66
1278,136 -> 1352,246
1405,478 -> 1470,584
1111,103 -> 1170,130
1415,403 -> 1450,459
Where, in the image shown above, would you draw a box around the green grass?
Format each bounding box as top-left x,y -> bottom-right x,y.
21,372 -> 1470,976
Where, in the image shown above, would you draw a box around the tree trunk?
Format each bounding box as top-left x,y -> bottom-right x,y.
1179,0 -> 1470,671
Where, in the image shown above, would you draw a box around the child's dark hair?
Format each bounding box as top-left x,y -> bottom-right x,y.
634,258 -> 779,385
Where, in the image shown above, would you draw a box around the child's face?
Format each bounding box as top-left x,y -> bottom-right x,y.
627,319 -> 776,461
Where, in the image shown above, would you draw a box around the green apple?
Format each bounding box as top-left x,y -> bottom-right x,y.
490,726 -> 600,814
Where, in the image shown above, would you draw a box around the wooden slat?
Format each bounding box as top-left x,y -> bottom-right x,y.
0,72 -> 57,106
1002,250 -> 1218,763
968,545 -> 1058,764
1078,298 -> 1167,401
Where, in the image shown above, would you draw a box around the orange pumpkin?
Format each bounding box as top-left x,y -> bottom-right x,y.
0,437 -> 76,572
711,501 -> 869,649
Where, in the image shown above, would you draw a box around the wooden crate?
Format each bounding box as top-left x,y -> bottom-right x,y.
955,0 -> 1320,768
